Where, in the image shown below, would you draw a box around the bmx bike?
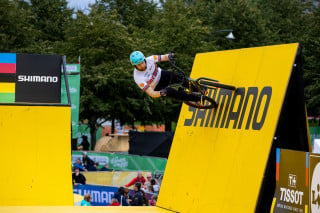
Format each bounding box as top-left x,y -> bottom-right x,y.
167,56 -> 236,109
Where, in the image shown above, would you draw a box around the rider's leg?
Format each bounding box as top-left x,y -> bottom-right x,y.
155,70 -> 187,91
155,71 -> 202,102
168,71 -> 189,88
165,87 -> 202,102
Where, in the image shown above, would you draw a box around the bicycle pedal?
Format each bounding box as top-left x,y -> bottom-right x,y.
200,95 -> 205,105
201,86 -> 208,95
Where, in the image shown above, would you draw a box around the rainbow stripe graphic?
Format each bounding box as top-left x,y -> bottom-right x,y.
0,53 -> 16,102
276,148 -> 280,181
305,152 -> 308,187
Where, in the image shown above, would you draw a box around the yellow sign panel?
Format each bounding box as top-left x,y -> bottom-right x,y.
0,105 -> 73,206
157,44 -> 300,212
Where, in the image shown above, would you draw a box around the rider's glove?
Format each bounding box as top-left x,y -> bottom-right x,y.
160,89 -> 167,97
168,51 -> 174,61
160,87 -> 175,97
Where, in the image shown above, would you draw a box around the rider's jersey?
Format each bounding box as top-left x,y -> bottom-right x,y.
134,55 -> 162,92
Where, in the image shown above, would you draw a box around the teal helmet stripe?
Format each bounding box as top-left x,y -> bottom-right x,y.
130,51 -> 145,65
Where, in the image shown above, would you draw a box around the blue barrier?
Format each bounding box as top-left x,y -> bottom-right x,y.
73,184 -> 118,206
73,184 -> 157,206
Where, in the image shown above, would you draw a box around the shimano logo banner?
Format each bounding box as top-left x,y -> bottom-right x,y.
15,54 -> 61,103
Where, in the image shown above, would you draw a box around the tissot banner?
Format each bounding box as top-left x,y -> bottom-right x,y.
309,153 -> 320,213
15,54 -> 61,103
273,149 -> 308,213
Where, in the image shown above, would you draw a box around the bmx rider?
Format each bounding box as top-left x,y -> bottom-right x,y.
130,51 -> 203,102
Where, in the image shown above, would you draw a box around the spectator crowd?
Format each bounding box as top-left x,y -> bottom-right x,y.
73,152 -> 161,207
73,152 -> 112,172
81,183 -> 158,207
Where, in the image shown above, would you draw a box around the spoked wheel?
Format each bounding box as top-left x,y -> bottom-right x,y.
184,94 -> 217,109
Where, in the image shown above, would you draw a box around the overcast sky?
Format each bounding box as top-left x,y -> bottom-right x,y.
67,0 -> 95,11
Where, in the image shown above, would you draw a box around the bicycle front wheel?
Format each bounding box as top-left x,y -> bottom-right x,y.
184,95 -> 218,109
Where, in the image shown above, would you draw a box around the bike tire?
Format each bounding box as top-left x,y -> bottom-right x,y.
184,95 -> 218,109
199,80 -> 236,91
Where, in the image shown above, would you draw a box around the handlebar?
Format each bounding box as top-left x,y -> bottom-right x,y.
168,52 -> 185,75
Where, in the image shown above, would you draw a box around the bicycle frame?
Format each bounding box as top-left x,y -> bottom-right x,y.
168,60 -> 219,91
168,61 -> 199,93
168,59 -> 236,91
166,58 -> 219,109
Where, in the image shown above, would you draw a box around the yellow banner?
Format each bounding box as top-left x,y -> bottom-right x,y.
158,44 -> 300,212
0,105 -> 72,206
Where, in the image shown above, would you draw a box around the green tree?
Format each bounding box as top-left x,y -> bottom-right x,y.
63,7 -> 163,148
204,0 -> 272,50
30,0 -> 72,42
256,0 -> 319,116
0,0 -> 35,52
256,0 -> 308,43
94,0 -> 157,29
302,6 -> 320,116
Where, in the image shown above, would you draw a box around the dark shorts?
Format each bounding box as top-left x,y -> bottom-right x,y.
154,70 -> 184,91
154,70 -> 200,102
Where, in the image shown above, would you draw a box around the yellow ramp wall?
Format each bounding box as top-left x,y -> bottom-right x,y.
0,105 -> 73,206
157,44 -> 299,212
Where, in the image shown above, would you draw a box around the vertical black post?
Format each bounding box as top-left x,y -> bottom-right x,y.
62,55 -> 71,106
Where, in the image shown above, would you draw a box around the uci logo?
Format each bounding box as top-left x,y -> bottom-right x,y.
311,162 -> 320,212
288,174 -> 297,188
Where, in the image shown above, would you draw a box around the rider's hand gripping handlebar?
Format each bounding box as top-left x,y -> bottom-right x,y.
168,50 -> 175,62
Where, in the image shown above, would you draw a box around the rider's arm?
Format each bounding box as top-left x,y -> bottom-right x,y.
135,80 -> 162,98
153,53 -> 172,63
145,87 -> 161,98
159,54 -> 170,62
